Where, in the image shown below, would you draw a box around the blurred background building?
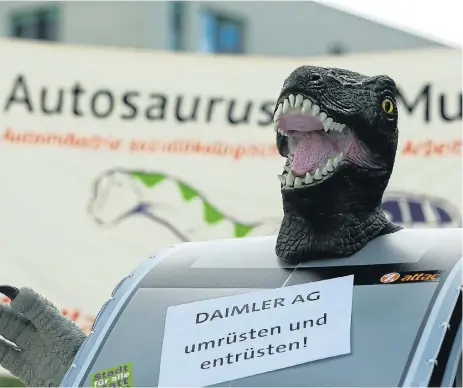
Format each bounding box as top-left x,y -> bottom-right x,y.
0,1 -> 447,56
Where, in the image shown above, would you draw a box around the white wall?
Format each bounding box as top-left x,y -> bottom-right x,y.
186,1 -> 442,56
0,1 -> 443,56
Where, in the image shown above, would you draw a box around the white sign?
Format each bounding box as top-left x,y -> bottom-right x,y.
158,275 -> 354,387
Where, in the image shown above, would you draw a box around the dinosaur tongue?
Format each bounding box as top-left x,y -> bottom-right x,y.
291,132 -> 337,175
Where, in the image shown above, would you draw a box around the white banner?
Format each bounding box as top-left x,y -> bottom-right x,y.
0,39 -> 461,335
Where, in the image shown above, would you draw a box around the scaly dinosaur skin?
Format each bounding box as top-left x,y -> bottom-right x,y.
273,66 -> 402,263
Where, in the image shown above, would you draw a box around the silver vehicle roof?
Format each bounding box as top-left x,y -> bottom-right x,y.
62,228 -> 462,387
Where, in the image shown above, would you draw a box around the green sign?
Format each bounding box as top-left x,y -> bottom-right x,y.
91,362 -> 133,387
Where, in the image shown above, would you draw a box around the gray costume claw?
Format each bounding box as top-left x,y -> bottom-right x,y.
0,287 -> 87,387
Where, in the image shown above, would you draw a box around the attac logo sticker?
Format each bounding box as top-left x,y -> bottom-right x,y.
380,271 -> 441,284
380,272 -> 400,283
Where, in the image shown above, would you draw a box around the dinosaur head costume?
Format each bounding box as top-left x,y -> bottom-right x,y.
0,66 -> 402,387
273,66 -> 402,263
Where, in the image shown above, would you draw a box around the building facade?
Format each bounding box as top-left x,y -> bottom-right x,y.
0,1 -> 444,56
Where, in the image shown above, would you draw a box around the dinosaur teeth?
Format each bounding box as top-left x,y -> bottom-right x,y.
285,172 -> 295,187
288,94 -> 295,107
324,118 -> 333,132
282,99 -> 290,113
326,159 -> 333,172
274,104 -> 282,122
273,97 -> 347,135
280,152 -> 345,188
294,177 -> 303,188
301,99 -> 312,113
314,168 -> 322,180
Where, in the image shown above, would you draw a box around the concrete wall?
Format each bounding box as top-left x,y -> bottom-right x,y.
0,1 -> 443,56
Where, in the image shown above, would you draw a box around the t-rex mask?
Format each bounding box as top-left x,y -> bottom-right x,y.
0,66 -> 402,386
273,66 -> 402,263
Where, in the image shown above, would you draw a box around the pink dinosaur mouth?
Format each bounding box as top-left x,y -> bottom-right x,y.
273,95 -> 354,188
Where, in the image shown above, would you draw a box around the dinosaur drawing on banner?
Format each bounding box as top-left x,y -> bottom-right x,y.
88,169 -> 282,242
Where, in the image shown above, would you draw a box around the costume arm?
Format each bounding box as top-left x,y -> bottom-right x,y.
0,286 -> 86,387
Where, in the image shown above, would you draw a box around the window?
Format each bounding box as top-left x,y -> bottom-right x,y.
200,10 -> 244,54
10,5 -> 59,41
169,1 -> 186,51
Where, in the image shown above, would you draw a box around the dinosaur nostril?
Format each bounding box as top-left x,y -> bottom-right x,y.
309,73 -> 321,82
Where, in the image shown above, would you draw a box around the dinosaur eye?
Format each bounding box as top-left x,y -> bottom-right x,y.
381,98 -> 394,114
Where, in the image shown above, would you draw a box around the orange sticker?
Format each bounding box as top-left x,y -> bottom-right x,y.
380,272 -> 400,283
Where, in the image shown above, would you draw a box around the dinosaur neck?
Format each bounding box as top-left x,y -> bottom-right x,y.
276,207 -> 394,263
275,171 -> 400,263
